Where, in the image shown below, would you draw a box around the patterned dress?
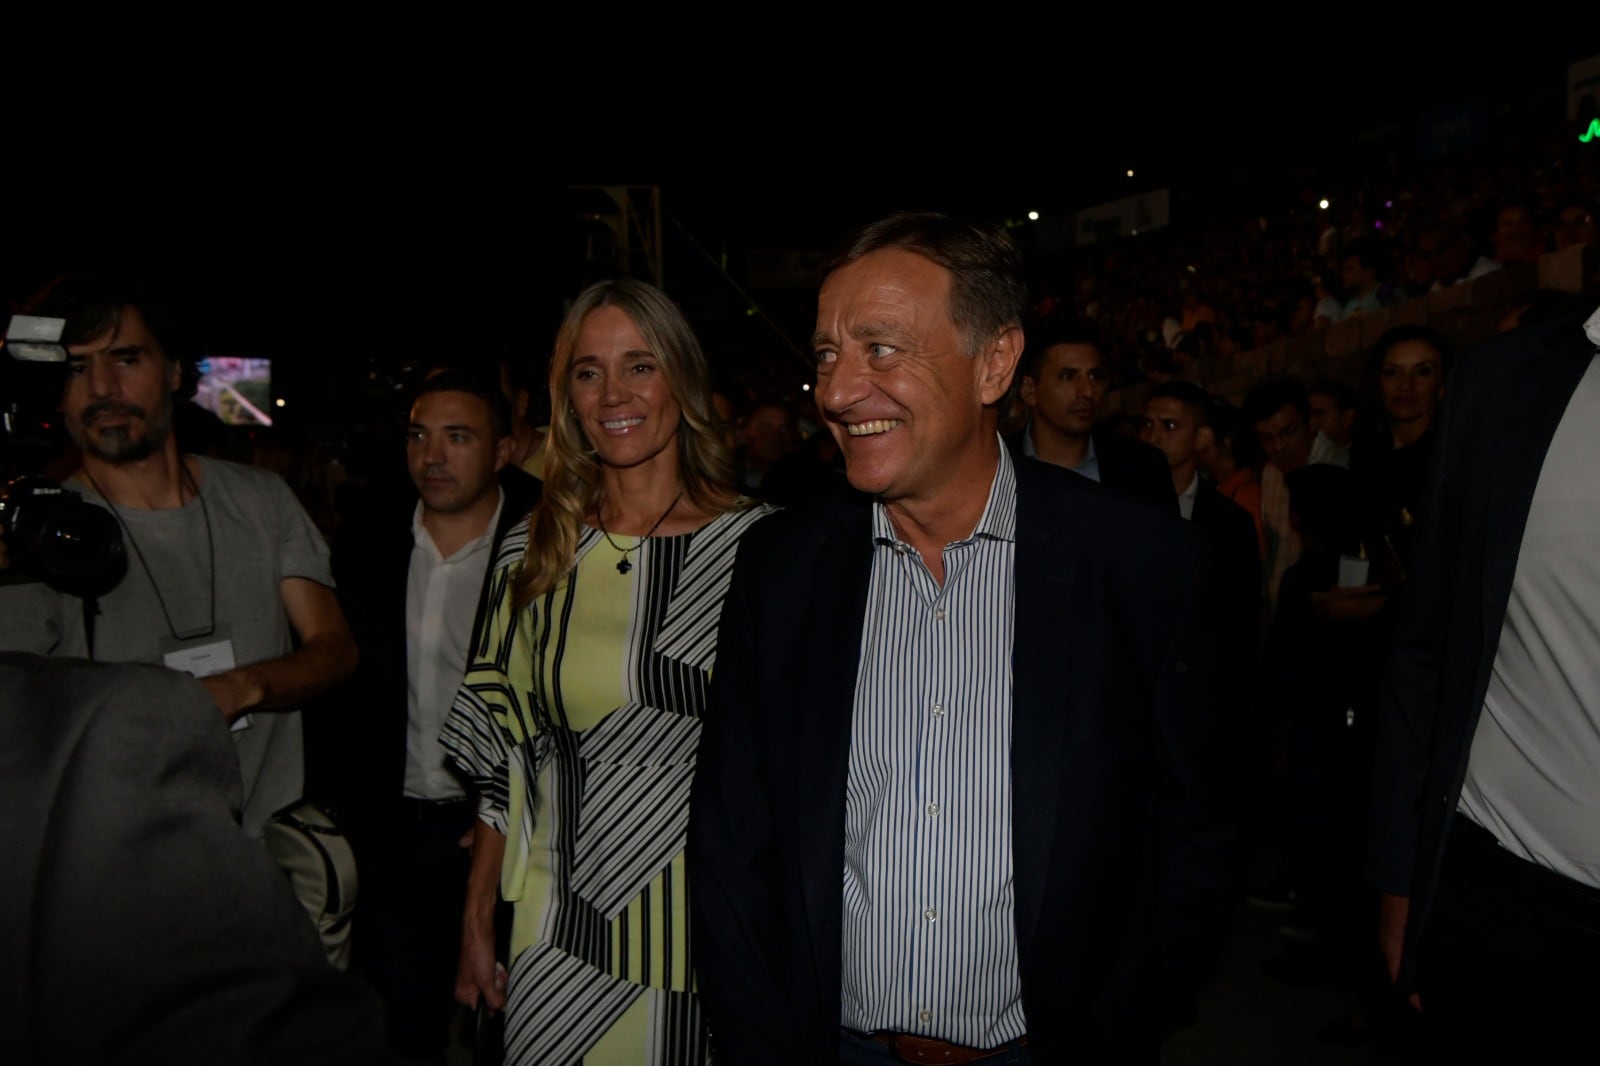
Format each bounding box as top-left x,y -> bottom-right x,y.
442,505 -> 771,1065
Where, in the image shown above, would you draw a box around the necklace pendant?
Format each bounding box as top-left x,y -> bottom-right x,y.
616,557 -> 633,575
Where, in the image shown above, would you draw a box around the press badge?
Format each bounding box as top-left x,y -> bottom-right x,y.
162,633 -> 251,732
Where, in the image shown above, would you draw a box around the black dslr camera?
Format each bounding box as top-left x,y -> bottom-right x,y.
1,314 -> 126,599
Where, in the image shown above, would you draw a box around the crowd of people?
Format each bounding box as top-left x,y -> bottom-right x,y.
1025,130 -> 1599,391
2,190 -> 1597,1066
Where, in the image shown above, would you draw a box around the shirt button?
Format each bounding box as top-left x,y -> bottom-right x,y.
926,803 -> 940,817
924,907 -> 938,922
935,606 -> 947,621
918,1010 -> 932,1024
931,704 -> 945,718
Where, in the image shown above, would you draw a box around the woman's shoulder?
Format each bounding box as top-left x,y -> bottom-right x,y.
719,498 -> 779,529
492,518 -> 531,571
671,500 -> 774,561
680,498 -> 775,538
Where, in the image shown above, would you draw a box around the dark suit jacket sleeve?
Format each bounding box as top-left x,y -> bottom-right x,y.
0,656 -> 397,1066
688,524 -> 802,1062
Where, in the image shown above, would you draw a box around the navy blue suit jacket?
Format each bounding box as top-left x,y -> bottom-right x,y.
689,456 -> 1242,1064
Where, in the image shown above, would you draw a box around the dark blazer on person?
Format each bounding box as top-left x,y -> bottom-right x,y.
1368,302 -> 1600,990
688,457 -> 1243,1064
0,654 -> 400,1066
315,466 -> 539,830
1004,424 -> 1177,514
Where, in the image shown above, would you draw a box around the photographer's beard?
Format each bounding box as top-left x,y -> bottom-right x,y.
72,395 -> 175,464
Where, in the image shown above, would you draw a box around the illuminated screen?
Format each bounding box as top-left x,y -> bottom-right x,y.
194,357 -> 273,426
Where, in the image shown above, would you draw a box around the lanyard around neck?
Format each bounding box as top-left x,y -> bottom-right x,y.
82,459 -> 217,642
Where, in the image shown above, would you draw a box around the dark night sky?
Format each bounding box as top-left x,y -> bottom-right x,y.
6,38 -> 1589,431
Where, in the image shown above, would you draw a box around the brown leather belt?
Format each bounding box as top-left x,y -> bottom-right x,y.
866,1030 -> 1026,1065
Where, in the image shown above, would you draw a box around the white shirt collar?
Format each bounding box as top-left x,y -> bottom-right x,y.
1178,472 -> 1200,521
412,487 -> 505,563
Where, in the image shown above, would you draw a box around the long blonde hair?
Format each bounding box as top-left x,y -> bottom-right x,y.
513,279 -> 740,609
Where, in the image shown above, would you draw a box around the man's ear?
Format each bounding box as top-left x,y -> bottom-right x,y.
167,357 -> 183,394
980,326 -> 1025,407
494,435 -> 515,472
1195,425 -> 1215,454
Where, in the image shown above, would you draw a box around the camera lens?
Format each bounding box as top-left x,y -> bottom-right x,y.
2,476 -> 129,599
36,501 -> 127,599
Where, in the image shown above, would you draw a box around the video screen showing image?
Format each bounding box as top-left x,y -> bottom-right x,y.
194,357 -> 273,426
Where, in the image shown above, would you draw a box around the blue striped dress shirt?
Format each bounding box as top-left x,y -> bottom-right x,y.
839,443 -> 1027,1048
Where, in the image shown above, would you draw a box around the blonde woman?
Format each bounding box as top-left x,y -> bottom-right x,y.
442,279 -> 770,1065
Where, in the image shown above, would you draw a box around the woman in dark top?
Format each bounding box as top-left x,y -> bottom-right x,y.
1350,325 -> 1453,588
1308,325 -> 1452,1044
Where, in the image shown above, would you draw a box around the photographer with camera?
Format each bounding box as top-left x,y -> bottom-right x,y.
0,275 -> 357,839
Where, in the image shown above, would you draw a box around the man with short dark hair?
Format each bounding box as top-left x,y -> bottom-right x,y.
1141,382 -> 1262,667
691,214 -> 1240,1064
0,274 -> 357,839
326,368 -> 537,1063
1245,379 -> 1348,613
1011,318 -> 1175,513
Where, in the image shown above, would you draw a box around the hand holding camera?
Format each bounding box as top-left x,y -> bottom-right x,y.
0,476 -> 127,598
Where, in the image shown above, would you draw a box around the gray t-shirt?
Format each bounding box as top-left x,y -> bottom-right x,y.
0,456 -> 334,836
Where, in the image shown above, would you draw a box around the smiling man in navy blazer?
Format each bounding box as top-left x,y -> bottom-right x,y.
689,214 -> 1241,1065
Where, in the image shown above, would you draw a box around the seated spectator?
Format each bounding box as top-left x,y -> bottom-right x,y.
1430,224 -> 1499,289
1313,272 -> 1345,328
1340,239 -> 1392,318
1307,379 -> 1359,452
1490,199 -> 1543,265
1552,200 -> 1596,251
1399,230 -> 1438,300
1284,280 -> 1319,336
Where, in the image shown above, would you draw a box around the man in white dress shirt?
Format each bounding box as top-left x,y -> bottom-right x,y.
329,369 -> 526,1063
1370,300 -> 1600,1061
